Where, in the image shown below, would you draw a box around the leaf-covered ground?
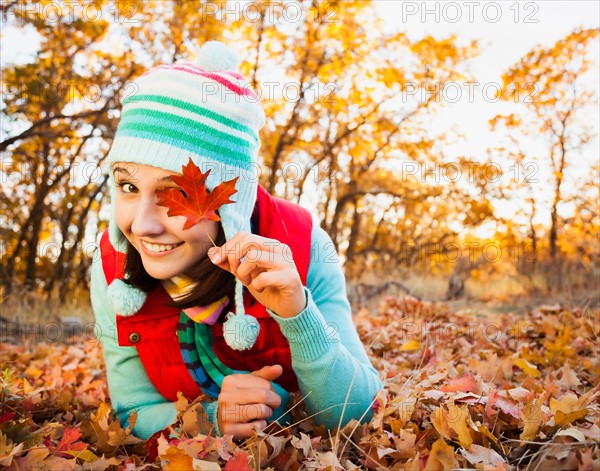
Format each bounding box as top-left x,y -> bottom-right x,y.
1,297 -> 598,470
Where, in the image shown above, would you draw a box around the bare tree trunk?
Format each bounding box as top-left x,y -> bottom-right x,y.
520,194 -> 539,283
346,198 -> 360,264
528,197 -> 538,256
446,265 -> 468,300
44,199 -> 75,298
58,175 -> 107,302
549,115 -> 569,259
329,190 -> 354,247
445,255 -> 485,300
320,159 -> 336,235
23,197 -> 46,290
23,148 -> 52,290
549,195 -> 561,259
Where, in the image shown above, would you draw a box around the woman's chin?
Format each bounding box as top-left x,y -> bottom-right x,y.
145,270 -> 173,280
141,262 -> 179,280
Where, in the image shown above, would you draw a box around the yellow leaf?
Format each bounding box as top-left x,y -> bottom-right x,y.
389,419 -> 403,435
24,367 -> 43,379
106,426 -> 127,447
520,397 -> 545,440
389,397 -> 417,425
64,449 -> 100,462
425,437 -> 458,470
514,358 -> 541,377
400,339 -> 422,351
22,378 -> 34,395
430,407 -> 452,441
477,424 -> 499,443
549,392 -> 588,415
447,403 -> 473,450
554,409 -> 588,426
161,446 -> 194,471
90,402 -> 112,431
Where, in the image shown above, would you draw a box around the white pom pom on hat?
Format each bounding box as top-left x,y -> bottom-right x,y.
195,40 -> 240,72
223,309 -> 260,351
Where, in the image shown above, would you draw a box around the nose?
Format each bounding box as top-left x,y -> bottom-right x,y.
130,194 -> 166,237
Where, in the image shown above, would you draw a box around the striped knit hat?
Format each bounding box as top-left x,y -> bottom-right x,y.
105,40 -> 265,351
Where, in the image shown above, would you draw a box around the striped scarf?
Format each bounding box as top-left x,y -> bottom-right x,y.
161,275 -> 234,399
162,275 -> 229,324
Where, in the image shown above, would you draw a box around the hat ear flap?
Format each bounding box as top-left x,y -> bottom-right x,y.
108,184 -> 128,254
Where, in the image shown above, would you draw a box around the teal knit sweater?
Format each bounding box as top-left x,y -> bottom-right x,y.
90,225 -> 382,439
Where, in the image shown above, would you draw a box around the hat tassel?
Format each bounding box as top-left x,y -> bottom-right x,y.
223,281 -> 259,351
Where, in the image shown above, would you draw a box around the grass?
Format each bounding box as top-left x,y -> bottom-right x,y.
0,286 -> 95,324
347,271 -> 600,316
1,270 -> 597,328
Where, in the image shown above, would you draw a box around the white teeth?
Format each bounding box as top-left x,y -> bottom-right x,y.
142,241 -> 181,253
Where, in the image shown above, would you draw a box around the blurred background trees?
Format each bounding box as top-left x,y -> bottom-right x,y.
1,0 -> 598,308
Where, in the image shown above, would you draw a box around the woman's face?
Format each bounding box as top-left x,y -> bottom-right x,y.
112,162 -> 219,280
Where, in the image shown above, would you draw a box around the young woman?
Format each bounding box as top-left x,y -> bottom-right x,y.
90,40 -> 382,441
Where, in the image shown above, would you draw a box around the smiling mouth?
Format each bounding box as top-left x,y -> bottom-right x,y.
141,240 -> 184,253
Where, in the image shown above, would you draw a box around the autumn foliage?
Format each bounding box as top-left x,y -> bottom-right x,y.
2,0 -> 597,303
1,297 -> 598,470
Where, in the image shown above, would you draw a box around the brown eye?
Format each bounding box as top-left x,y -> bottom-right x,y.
117,182 -> 137,193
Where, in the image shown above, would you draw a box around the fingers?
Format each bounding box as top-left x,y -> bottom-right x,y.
219,402 -> 274,422
223,246 -> 286,275
220,249 -> 293,290
208,232 -> 292,275
221,372 -> 276,391
219,388 -> 282,410
217,365 -> 285,440
235,250 -> 289,284
247,271 -> 289,293
251,364 -> 283,382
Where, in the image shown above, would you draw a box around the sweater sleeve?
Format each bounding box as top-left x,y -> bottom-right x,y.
91,251 -> 179,440
266,225 -> 383,430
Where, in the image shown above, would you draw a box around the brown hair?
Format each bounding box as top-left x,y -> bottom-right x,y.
122,222 -> 236,310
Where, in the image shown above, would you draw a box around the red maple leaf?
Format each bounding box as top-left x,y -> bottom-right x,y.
143,428 -> 170,462
224,450 -> 253,470
53,427 -> 88,458
155,158 -> 238,230
440,374 -> 478,393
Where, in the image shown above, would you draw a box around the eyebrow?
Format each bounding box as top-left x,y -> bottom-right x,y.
113,166 -> 174,182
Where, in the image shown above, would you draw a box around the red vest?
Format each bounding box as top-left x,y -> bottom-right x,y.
99,184 -> 313,401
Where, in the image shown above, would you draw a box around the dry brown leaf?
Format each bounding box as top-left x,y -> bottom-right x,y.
425,437 -> 459,470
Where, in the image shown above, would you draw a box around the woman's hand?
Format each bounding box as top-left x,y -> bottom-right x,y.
217,364 -> 283,440
207,232 -> 307,318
